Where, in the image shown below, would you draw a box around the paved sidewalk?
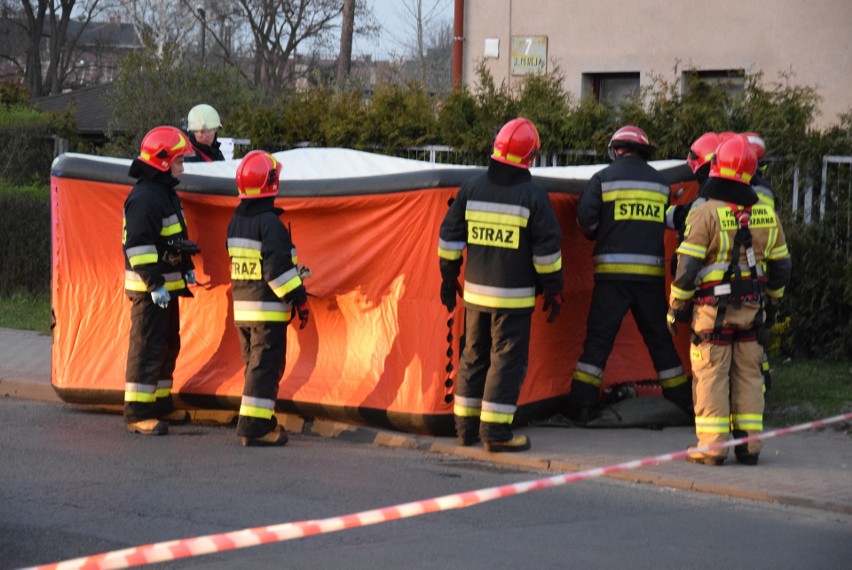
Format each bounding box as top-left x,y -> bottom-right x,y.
2,327 -> 850,515
0,327 -> 59,403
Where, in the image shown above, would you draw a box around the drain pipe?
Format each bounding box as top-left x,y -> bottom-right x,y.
452,0 -> 464,90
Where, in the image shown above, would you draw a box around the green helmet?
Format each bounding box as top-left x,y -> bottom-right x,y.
187,104 -> 222,131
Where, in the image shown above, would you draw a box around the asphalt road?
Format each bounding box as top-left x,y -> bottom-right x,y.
1,399 -> 850,569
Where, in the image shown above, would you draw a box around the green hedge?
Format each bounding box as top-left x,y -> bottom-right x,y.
0,107 -> 55,186
0,179 -> 50,295
778,223 -> 852,360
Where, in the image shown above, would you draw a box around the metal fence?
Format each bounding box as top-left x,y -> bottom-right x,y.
394,145 -> 603,167
762,155 -> 851,259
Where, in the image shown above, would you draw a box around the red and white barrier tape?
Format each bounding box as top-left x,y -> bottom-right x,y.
23,412 -> 852,570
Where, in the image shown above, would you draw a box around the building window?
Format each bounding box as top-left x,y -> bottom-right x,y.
683,69 -> 746,97
582,73 -> 640,106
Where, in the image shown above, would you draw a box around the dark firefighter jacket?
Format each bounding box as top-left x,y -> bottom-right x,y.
122,161 -> 194,298
751,171 -> 776,208
184,131 -> 225,162
577,156 -> 669,281
226,197 -> 306,324
438,159 -> 563,313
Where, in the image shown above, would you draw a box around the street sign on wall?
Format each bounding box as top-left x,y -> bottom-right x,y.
511,36 -> 547,75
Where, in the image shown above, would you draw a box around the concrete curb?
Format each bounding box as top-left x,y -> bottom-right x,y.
294,418 -> 852,516
0,378 -> 62,403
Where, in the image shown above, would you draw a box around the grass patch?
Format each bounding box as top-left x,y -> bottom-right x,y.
765,359 -> 852,428
0,290 -> 51,334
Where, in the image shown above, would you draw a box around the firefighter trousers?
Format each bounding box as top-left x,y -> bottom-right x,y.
691,339 -> 765,459
570,280 -> 690,409
236,323 -> 287,438
124,296 -> 180,423
454,309 -> 531,443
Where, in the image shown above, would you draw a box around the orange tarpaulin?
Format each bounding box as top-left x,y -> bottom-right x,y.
50,152 -> 698,434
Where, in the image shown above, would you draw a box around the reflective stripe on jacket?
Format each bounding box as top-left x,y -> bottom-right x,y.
671,198 -> 791,305
438,161 -> 563,313
577,156 -> 669,281
227,199 -> 304,324
122,176 -> 192,297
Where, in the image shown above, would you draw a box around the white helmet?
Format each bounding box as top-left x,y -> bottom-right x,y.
187,104 -> 222,131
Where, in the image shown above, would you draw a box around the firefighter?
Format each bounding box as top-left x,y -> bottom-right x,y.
438,117 -> 564,453
227,150 -> 309,447
742,131 -> 777,390
567,125 -> 691,426
743,132 -> 776,208
665,131 -> 722,238
668,135 -> 791,465
669,132 -> 776,393
185,103 -> 225,162
123,126 -> 198,435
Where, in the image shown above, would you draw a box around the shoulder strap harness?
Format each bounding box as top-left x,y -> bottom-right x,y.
693,204 -> 765,344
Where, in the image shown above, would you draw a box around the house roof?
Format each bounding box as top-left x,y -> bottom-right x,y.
34,82 -> 116,135
67,20 -> 140,50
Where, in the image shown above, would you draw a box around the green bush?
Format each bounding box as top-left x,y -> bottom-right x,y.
515,67 -> 573,159
362,80 -> 438,150
0,105 -> 62,185
0,82 -> 30,106
0,179 -> 50,295
780,222 -> 852,360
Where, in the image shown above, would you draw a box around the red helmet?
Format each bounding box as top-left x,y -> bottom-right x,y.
709,135 -> 758,184
137,126 -> 193,171
687,132 -> 721,174
742,131 -> 766,161
608,125 -> 655,160
491,117 -> 540,169
718,131 -> 737,143
236,150 -> 280,199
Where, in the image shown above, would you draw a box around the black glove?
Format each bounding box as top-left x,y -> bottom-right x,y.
543,292 -> 563,323
440,278 -> 461,312
667,301 -> 693,335
666,309 -> 678,336
162,238 -> 201,266
764,300 -> 777,327
295,302 -> 309,330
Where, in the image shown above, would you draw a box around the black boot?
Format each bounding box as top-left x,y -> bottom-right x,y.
733,430 -> 760,465
241,426 -> 289,447
565,382 -> 602,427
455,415 -> 481,446
662,382 -> 694,417
480,420 -> 528,452
565,396 -> 601,426
484,434 -> 531,453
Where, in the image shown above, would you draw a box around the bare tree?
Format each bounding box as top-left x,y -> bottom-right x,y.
0,0 -> 104,96
232,0 -> 343,91
113,0 -> 196,59
335,0 -> 355,89
389,0 -> 452,94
